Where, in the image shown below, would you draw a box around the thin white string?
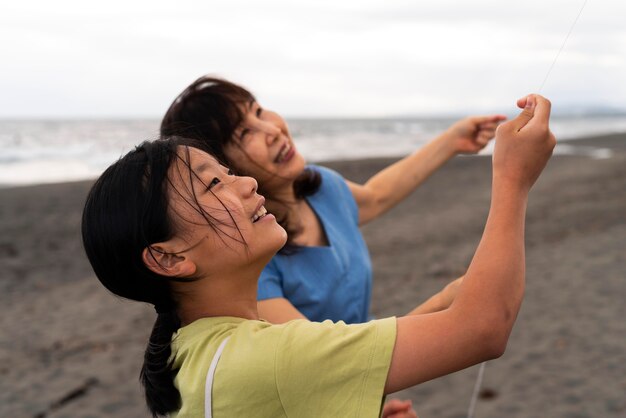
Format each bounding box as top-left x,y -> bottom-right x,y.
466,3 -> 589,417
538,0 -> 590,93
466,362 -> 486,418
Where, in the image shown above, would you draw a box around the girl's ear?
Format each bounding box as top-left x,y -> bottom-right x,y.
142,243 -> 197,278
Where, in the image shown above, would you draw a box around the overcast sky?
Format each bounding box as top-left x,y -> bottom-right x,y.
1,0 -> 624,118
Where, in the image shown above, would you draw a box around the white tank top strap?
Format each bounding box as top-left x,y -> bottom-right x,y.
204,336 -> 230,418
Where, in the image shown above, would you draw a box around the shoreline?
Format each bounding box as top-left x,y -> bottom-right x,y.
1,132 -> 624,417
1,132 -> 625,190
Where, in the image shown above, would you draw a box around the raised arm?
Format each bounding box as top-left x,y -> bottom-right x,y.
384,95 -> 555,394
347,114 -> 506,225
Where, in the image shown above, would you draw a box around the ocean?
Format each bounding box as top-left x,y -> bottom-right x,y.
1,115 -> 625,187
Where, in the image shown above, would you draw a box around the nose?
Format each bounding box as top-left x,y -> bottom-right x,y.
239,175 -> 258,197
250,112 -> 283,146
265,126 -> 281,146
254,118 -> 282,144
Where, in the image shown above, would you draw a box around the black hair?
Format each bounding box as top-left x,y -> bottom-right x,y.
161,76 -> 253,164
81,137 -> 240,416
161,75 -> 321,251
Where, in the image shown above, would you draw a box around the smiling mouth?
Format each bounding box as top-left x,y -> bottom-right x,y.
275,143 -> 293,163
251,206 -> 268,223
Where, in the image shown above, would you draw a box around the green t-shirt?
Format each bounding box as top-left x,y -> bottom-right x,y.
170,316 -> 397,418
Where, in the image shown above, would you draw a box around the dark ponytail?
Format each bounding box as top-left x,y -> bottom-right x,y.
141,311 -> 181,417
82,138 -> 208,416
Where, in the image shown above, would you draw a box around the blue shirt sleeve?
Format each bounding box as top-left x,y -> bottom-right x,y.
258,258 -> 284,300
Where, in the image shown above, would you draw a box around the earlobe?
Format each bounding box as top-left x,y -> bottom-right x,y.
142,245 -> 197,278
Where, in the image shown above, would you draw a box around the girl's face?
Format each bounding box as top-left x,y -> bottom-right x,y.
167,146 -> 287,276
223,101 -> 306,193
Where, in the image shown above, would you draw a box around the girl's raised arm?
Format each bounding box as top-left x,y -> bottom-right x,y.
384,95 -> 555,393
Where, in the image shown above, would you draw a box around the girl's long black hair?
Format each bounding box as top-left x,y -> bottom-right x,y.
161,75 -> 321,251
82,137 -> 215,416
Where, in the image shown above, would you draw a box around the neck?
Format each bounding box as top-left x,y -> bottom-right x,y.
266,197 -> 310,235
263,181 -> 309,230
265,180 -> 297,203
174,270 -> 261,326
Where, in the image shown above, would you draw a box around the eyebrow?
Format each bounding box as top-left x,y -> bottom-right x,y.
193,161 -> 211,174
193,161 -> 230,177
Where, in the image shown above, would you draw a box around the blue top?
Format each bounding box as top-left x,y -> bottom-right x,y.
257,165 -> 373,324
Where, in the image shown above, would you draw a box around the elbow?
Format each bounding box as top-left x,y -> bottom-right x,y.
473,318 -> 513,361
367,198 -> 387,221
483,331 -> 508,360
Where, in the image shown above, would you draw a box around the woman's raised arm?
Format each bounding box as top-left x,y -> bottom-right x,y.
347,114 -> 506,225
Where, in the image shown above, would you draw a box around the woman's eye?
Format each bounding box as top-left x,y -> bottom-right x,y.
256,107 -> 263,117
207,177 -> 221,190
227,169 -> 234,176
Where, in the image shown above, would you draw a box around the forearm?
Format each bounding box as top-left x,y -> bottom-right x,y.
451,181 -> 528,343
386,185 -> 530,392
406,293 -> 446,315
406,276 -> 463,315
363,133 -> 457,217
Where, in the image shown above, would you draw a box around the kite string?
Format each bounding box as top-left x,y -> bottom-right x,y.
538,0 -> 590,93
466,362 -> 486,418
466,1 -> 589,417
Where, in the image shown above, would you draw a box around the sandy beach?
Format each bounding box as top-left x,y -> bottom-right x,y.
1,133 -> 624,418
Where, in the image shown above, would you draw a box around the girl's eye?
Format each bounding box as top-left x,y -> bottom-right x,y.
256,107 -> 263,117
207,177 -> 221,190
227,169 -> 234,176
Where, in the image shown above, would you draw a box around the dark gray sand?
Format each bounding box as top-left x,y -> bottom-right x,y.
1,134 -> 624,417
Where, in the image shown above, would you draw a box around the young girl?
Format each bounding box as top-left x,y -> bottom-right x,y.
82,94 -> 554,417
161,76 -> 506,324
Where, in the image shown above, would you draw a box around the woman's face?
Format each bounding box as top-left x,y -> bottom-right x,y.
223,101 -> 306,193
167,146 -> 287,275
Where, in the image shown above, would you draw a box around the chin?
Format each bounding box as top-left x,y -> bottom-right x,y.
283,153 -> 306,181
278,227 -> 288,245
270,221 -> 288,245
263,222 -> 288,251
257,233 -> 287,262
293,152 -> 306,170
